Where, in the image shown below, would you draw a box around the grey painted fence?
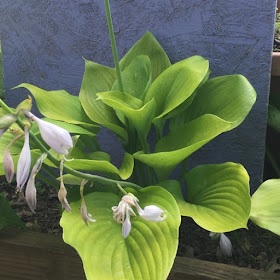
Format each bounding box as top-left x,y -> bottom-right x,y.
0,0 -> 276,191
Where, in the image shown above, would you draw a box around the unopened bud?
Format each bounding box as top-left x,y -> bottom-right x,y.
0,114 -> 17,129
15,95 -> 32,114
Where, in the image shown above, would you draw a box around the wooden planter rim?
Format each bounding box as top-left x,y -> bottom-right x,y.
0,228 -> 279,280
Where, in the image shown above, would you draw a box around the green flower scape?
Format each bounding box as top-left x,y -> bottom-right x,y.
0,1 -> 279,280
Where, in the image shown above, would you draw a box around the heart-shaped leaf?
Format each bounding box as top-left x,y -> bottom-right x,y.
120,31 -> 171,81
159,162 -> 251,232
250,179 -> 280,235
60,186 -> 181,280
79,60 -> 127,140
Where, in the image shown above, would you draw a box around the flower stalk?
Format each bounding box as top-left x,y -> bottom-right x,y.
104,0 -> 123,92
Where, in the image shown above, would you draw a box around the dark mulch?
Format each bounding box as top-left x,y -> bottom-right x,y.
1,180 -> 280,273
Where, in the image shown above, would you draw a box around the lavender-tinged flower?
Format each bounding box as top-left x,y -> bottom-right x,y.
58,181 -> 72,212
3,146 -> 14,183
80,180 -> 96,225
26,112 -> 73,155
4,134 -> 24,183
16,127 -> 31,191
112,193 -> 166,238
25,153 -> 47,213
219,233 -> 233,257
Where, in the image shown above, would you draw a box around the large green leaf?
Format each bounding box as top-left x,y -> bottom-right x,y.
61,186 -> 181,280
79,60 -> 127,140
183,75 -> 257,130
63,153 -> 134,180
0,193 -> 24,230
144,56 -> 209,119
120,31 -> 171,81
97,91 -> 156,145
134,114 -> 231,180
250,179 -> 280,235
159,162 -> 251,232
112,55 -> 152,100
14,83 -> 93,126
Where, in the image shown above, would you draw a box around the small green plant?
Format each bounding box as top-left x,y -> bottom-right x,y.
0,1 -> 279,279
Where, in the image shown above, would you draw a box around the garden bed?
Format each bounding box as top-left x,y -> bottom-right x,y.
1,181 -> 280,279
0,228 -> 279,280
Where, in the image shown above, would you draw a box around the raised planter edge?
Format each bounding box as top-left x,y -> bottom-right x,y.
0,228 -> 279,280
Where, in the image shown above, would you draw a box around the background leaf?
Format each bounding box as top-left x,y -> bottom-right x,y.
144,56 -> 209,119
61,186 -> 181,280
134,114 -> 231,180
112,55 -> 152,100
15,83 -> 92,125
250,179 -> 280,235
183,75 -> 257,130
120,31 -> 171,81
0,193 -> 24,230
79,60 -> 127,140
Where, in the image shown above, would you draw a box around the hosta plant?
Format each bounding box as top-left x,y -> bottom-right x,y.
0,1 -> 279,279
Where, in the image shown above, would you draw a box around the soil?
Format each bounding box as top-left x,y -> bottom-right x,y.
1,179 -> 280,274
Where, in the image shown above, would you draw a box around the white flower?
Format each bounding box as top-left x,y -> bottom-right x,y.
219,233 -> 233,257
134,202 -> 167,222
27,112 -> 73,155
112,193 -> 166,238
16,127 -> 31,191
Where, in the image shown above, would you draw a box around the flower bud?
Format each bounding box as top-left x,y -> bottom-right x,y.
0,114 -> 17,129
15,96 -> 32,114
25,153 -> 47,213
3,146 -> 14,183
27,112 -> 73,155
16,127 -> 31,191
219,233 -> 233,257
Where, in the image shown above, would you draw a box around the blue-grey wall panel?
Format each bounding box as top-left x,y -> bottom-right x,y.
0,0 -> 276,191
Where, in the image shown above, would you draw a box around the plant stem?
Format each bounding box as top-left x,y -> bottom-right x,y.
0,98 -> 140,190
104,0 -> 123,92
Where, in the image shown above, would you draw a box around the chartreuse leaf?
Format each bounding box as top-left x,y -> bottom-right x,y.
120,31 -> 171,81
250,179 -> 280,235
159,163 -> 251,232
97,91 -> 156,145
62,153 -> 134,180
14,83 -> 93,126
0,193 -> 24,230
184,75 -> 257,130
112,55 -> 152,100
79,59 -> 127,140
134,114 -> 231,180
144,56 -> 209,119
61,186 -> 181,280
